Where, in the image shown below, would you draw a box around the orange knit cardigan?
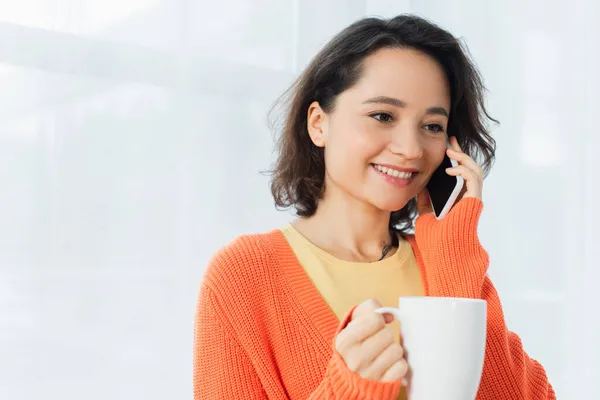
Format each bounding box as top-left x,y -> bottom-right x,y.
194,198 -> 555,399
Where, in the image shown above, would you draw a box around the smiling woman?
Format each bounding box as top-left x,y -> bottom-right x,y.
269,25 -> 496,236
302,48 -> 451,217
194,14 -> 555,400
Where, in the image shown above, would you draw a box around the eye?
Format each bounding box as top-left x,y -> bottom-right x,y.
424,123 -> 445,133
370,112 -> 394,123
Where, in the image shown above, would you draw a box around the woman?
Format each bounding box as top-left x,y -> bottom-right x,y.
193,15 -> 555,400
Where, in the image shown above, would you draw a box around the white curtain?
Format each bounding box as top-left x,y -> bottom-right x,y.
0,0 -> 597,398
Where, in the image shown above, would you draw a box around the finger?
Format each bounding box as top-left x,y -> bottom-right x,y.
360,341 -> 405,381
381,312 -> 394,324
352,299 -> 383,319
416,188 -> 433,216
449,135 -> 462,152
352,299 -> 394,323
447,148 -> 483,177
445,165 -> 480,183
358,299 -> 396,326
345,313 -> 388,343
446,166 -> 482,200
359,326 -> 396,364
380,352 -> 409,383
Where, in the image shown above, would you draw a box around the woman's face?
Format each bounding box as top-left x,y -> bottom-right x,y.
307,47 -> 451,212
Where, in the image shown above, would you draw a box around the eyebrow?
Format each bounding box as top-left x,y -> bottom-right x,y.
362,96 -> 449,118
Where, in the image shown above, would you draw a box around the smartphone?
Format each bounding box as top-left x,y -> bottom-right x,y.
426,142 -> 464,219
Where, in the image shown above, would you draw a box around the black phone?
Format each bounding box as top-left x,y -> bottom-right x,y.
426,150 -> 464,219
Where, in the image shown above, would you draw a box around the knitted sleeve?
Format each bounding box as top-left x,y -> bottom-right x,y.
414,197 -> 556,399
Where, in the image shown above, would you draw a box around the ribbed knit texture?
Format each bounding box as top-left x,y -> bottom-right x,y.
194,198 -> 555,399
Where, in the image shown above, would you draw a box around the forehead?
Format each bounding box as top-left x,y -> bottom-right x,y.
343,47 -> 450,108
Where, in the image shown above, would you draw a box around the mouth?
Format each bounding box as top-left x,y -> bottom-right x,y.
371,164 -> 418,187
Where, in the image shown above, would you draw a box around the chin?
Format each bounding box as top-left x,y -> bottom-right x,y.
371,197 -> 412,213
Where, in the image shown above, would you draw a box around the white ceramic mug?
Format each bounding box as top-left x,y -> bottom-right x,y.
375,297 -> 487,400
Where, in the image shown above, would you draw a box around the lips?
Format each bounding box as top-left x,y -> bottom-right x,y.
371,164 -> 417,188
372,164 -> 414,179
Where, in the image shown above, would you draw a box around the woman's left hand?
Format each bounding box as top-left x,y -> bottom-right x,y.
445,136 -> 483,201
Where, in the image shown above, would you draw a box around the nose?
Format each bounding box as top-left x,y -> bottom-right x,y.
388,125 -> 424,160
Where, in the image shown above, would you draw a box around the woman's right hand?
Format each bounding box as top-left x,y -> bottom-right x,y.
334,299 -> 409,382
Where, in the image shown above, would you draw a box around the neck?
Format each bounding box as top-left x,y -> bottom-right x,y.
294,184 -> 394,262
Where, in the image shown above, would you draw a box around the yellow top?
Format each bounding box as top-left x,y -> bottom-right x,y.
280,223 -> 425,400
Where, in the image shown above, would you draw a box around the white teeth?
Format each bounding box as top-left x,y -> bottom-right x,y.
374,164 -> 413,179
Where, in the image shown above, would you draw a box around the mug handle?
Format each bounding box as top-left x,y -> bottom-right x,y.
373,307 -> 408,387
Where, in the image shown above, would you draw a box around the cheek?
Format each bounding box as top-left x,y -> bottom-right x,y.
327,121 -> 382,165
423,141 -> 447,176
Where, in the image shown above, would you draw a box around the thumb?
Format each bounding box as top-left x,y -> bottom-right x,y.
416,188 -> 433,216
352,299 -> 394,324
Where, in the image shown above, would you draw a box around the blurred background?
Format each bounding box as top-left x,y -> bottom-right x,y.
0,0 -> 598,398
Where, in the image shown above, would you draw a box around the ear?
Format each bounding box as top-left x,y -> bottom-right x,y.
306,101 -> 328,147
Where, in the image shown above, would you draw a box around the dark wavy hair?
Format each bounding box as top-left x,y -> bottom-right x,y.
268,14 -> 496,234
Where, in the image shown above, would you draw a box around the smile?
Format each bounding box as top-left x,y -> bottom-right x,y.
371,164 -> 417,188
373,164 -> 414,179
